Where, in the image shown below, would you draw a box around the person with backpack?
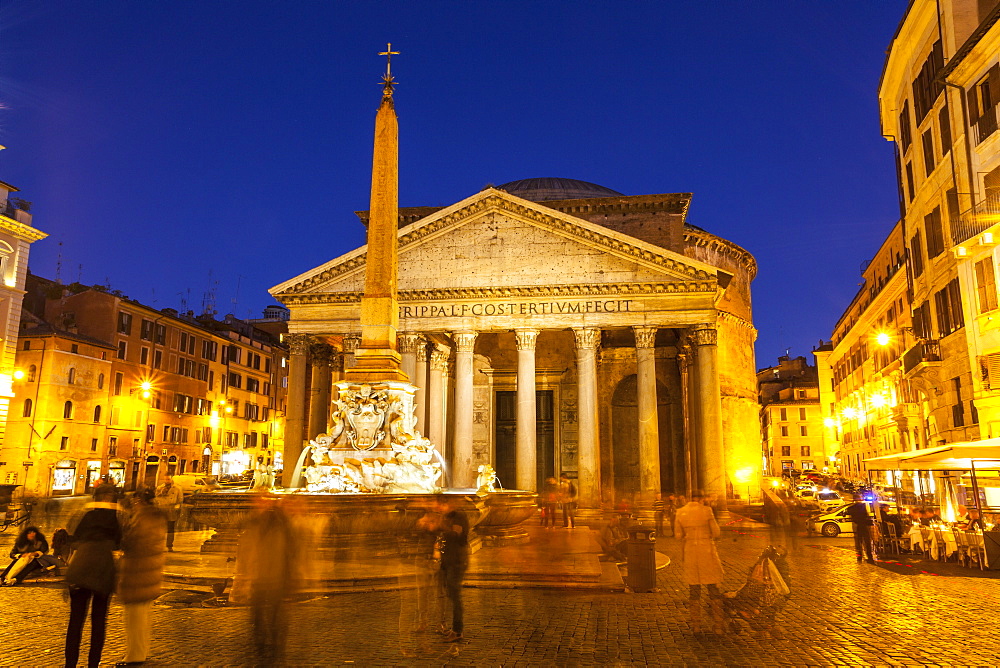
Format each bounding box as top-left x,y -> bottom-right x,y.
559,473 -> 577,529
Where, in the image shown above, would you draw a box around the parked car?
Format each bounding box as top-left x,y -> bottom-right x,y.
172,474 -> 221,499
810,503 -> 883,537
814,490 -> 845,510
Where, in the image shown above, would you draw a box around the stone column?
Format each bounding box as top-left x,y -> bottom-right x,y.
574,328 -> 600,508
398,333 -> 420,383
308,342 -> 333,439
676,344 -> 694,496
692,324 -> 727,513
515,329 -> 539,492
342,335 -> 360,369
414,342 -> 428,436
452,331 -> 477,488
428,346 -> 449,455
281,334 -> 312,488
634,326 -> 661,504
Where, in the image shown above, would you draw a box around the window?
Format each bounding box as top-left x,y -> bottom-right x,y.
153,350 -> 162,369
262,433 -> 269,450
70,344 -> 78,354
117,311 -> 133,335
975,257 -> 998,313
968,64 -> 999,144
798,407 -> 807,420
93,405 -> 102,423
91,438 -> 98,452
117,341 -> 127,360
179,331 -> 187,351
229,372 -> 242,389
934,278 -> 965,337
197,363 -> 209,382
925,207 -> 945,258
60,436 -> 69,451
905,162 -> 915,201
939,105 -> 952,153
97,373 -> 104,389
802,461 -> 816,471
912,301 -> 932,340
22,340 -> 30,351
797,390 -> 806,398
114,373 -> 123,396
155,324 -> 166,345
140,347 -> 149,365
247,377 -> 260,393
247,351 -> 261,369
68,368 -> 76,385
911,40 -> 943,123
140,319 -> 154,341
188,336 -> 196,355
27,365 -> 35,382
922,129 -> 935,176
953,377 -> 965,428
779,408 -> 787,421
22,398 -> 32,418
899,100 -> 912,151
780,446 -> 790,456
781,460 -> 794,471
780,426 -> 789,437
146,424 -> 155,442
202,340 -> 217,361
228,346 -> 241,365
799,426 -> 808,437
63,401 -> 73,419
801,446 -> 811,456
163,425 -> 170,442
109,437 -> 118,457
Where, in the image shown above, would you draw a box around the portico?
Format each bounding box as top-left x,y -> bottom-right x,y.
272,184 -> 760,509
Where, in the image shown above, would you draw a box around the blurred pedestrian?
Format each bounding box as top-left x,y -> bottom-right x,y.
653,494 -> 666,535
597,514 -> 629,563
235,496 -> 299,665
559,473 -> 577,529
439,499 -> 469,643
64,483 -> 122,668
153,476 -> 183,552
399,503 -> 444,657
116,486 -> 166,667
674,490 -> 725,633
541,477 -> 559,528
847,495 -> 875,564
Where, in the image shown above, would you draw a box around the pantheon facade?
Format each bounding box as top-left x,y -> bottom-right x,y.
271,178 -> 760,508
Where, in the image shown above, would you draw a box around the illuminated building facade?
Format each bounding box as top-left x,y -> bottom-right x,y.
757,356 -> 829,477
0,179 -> 47,463
0,275 -> 288,495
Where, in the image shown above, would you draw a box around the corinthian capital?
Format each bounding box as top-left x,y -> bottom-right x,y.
430,347 -> 450,371
633,326 -> 657,349
416,343 -> 429,363
573,327 -> 600,350
285,333 -> 313,356
342,335 -> 361,354
514,329 -> 539,351
397,333 -> 422,354
454,331 -> 477,353
692,325 -> 717,347
309,342 -> 334,366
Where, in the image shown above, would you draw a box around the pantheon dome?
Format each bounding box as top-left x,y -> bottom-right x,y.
498,177 -> 623,202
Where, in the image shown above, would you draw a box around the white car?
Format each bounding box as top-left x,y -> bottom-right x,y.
813,490 -> 844,510
810,504 -> 875,537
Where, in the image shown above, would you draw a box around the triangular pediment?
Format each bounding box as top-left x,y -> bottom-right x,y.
271,188 -> 725,301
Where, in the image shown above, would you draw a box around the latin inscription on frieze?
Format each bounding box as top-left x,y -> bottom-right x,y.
400,300 -> 633,318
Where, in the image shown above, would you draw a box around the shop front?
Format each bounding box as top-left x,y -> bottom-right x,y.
52,460 -> 77,496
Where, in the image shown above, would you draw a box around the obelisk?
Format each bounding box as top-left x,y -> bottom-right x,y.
346,44 -> 409,383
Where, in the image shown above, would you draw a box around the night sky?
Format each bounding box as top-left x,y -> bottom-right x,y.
0,1 -> 906,366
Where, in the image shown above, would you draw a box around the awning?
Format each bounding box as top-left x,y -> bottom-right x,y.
864,439 -> 1000,471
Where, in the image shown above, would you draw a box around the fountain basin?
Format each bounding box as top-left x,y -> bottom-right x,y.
189,489 -> 536,555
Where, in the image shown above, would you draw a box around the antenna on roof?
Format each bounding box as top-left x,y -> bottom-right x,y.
202,269 -> 218,316
232,275 -> 242,312
76,264 -> 83,284
55,242 -> 63,285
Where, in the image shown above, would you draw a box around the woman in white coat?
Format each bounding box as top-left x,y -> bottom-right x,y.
673,490 -> 726,632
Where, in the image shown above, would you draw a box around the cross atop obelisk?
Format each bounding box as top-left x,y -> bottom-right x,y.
345,45 -> 408,383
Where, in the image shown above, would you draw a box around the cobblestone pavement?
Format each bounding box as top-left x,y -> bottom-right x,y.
2,519 -> 1000,666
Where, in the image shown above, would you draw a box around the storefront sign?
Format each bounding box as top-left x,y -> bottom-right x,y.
400,299 -> 633,319
21,461 -> 32,467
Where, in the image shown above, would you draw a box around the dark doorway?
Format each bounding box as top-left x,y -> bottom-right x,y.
144,456 -> 159,487
611,374 -> 671,502
495,390 -> 556,490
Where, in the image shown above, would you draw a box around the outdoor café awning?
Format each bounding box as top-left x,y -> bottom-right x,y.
864,439 -> 1000,471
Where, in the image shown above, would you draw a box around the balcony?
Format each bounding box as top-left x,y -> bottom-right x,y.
902,340 -> 941,375
975,104 -> 999,145
951,190 -> 1000,245
0,199 -> 32,226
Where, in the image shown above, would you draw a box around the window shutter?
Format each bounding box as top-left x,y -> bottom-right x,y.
969,85 -> 981,125
989,64 -> 1000,109
985,353 -> 1000,390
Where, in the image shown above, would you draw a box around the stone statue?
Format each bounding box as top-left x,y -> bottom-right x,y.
476,464 -> 499,493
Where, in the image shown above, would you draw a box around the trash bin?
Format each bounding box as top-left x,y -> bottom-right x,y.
626,524 -> 657,592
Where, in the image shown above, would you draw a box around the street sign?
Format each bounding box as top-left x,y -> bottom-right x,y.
22,461 -> 33,467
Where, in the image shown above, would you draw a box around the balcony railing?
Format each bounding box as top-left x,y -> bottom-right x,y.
951,190 -> 1000,245
903,340 -> 941,375
975,104 -> 999,145
0,199 -> 31,224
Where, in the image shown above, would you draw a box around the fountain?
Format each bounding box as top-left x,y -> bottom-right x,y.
190,48 -> 537,556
